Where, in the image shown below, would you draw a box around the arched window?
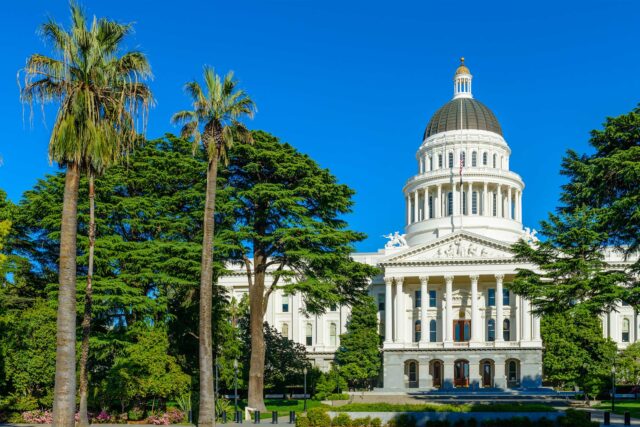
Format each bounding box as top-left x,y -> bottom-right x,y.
447,192 -> 453,216
282,322 -> 289,338
429,155 -> 433,171
329,323 -> 337,346
471,151 -> 477,167
500,156 -> 504,169
460,151 -> 466,167
438,154 -> 443,168
507,360 -> 519,386
487,319 -> 495,341
282,295 -> 290,313
429,319 -> 437,342
503,319 -> 511,341
622,318 -> 630,342
462,191 -> 467,215
448,152 -> 454,168
493,153 -> 497,168
482,152 -> 488,166
305,322 -> 313,346
472,191 -> 478,214
414,320 -> 421,342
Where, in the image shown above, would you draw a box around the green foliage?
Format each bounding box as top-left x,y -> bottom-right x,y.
386,414 -> 416,427
540,308 -> 617,398
105,325 -> 190,408
335,296 -> 381,389
0,299 -> 56,409
558,409 -> 598,427
306,407 -> 331,427
214,397 -> 233,421
314,367 -> 347,400
618,341 -> 640,384
296,415 -> 311,427
332,413 -> 352,427
333,403 -> 555,413
219,130 -> 378,314
511,106 -> 640,315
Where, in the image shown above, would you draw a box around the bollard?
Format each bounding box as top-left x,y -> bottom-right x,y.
271,411 -> 278,424
221,411 -> 227,424
289,411 -> 296,424
625,411 -> 631,425
604,411 -> 610,425
254,411 -> 261,424
586,412 -> 591,421
236,410 -> 243,424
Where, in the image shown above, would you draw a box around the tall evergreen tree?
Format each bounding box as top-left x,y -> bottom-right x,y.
335,296 -> 381,390
19,4 -> 152,426
219,130 -> 377,410
172,67 -> 255,427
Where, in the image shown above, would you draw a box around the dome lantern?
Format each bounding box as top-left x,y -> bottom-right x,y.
453,57 -> 472,99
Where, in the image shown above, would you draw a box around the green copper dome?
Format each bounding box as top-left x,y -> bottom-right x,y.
424,98 -> 502,139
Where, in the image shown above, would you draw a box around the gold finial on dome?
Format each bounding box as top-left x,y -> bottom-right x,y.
455,57 -> 470,76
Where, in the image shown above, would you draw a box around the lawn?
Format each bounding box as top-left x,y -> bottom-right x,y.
333,402 -> 557,413
234,399 -> 327,419
595,400 -> 640,419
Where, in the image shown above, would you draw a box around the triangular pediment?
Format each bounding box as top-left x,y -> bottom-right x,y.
382,231 -> 515,265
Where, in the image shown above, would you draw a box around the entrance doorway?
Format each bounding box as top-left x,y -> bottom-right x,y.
454,320 -> 471,342
481,360 -> 494,387
454,359 -> 469,387
404,360 -> 419,388
430,360 -> 443,388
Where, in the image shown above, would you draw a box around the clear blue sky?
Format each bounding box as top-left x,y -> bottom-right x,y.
1,0 -> 638,251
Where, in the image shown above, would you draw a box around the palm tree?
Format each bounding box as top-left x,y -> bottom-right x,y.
172,66 -> 255,427
20,4 -> 152,427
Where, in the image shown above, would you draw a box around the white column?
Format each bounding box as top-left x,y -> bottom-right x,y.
419,157 -> 424,174
497,185 -> 503,218
470,275 -> 480,342
445,275 -> 454,343
483,182 -> 488,216
413,191 -> 419,223
406,195 -> 411,225
522,297 -> 532,341
437,184 -> 442,218
420,276 -> 429,344
424,188 -> 430,219
507,187 -> 513,220
532,314 -> 541,341
495,274 -> 504,342
384,277 -> 393,344
394,277 -> 405,343
466,182 -> 472,215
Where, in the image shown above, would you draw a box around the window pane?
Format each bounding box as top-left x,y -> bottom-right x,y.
429,290 -> 437,307
503,289 -> 510,306
430,320 -> 437,342
378,294 -> 385,311
488,289 -> 495,306
415,290 -> 421,308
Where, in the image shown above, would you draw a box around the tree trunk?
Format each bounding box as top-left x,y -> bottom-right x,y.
198,155 -> 219,427
78,173 -> 96,427
248,264 -> 267,412
52,162 -> 80,427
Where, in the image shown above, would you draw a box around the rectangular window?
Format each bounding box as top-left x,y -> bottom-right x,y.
503,289 -> 510,306
472,192 -> 478,214
488,288 -> 496,307
282,295 -> 289,313
438,154 -> 443,168
454,320 -> 471,342
330,303 -> 337,312
429,320 -> 437,342
429,156 -> 433,171
487,319 -> 495,341
429,290 -> 437,307
448,152 -> 454,168
378,293 -> 385,311
305,323 -> 313,346
447,192 -> 453,216
492,193 -> 497,216
415,290 -> 422,308
462,191 -> 467,215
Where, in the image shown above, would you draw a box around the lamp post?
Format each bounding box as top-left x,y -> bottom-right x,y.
612,365 -> 616,412
303,367 -> 308,412
234,359 -> 239,420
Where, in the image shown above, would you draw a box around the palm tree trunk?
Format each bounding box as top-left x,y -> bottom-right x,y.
248,265 -> 267,412
78,173 -> 96,427
52,162 -> 80,427
198,154 -> 219,427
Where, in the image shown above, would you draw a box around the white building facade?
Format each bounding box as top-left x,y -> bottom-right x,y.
219,59 -> 636,391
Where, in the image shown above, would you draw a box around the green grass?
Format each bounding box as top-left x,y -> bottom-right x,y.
333,402 -> 557,413
234,399 -> 327,419
595,400 -> 640,419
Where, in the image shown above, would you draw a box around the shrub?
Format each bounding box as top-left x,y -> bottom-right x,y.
92,410 -> 113,424
332,413 -> 352,427
215,397 -> 233,421
386,414 -> 416,427
167,408 -> 185,423
307,407 -> 331,427
128,406 -> 145,421
297,416 -> 311,427
22,410 -> 53,424
327,393 -> 350,401
371,418 -> 382,427
425,421 -> 449,427
147,412 -> 170,425
351,416 -> 372,427
558,409 -> 598,427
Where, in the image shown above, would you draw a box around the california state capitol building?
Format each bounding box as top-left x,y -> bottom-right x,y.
219,59 -> 638,392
